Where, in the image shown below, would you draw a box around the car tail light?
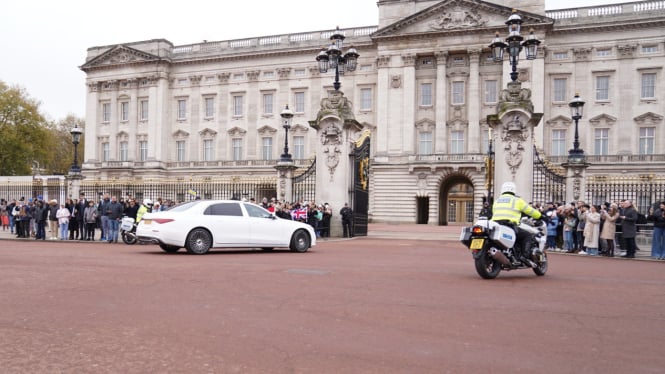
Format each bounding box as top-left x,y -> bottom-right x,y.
152,218 -> 174,224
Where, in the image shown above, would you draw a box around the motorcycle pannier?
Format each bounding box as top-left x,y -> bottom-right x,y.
121,217 -> 135,231
488,221 -> 516,249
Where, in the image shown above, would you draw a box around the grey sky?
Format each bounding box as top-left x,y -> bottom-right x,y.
0,0 -> 630,121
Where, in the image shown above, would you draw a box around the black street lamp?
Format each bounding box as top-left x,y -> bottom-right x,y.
489,10 -> 541,82
70,124 -> 83,173
280,104 -> 294,162
316,26 -> 359,91
568,93 -> 586,163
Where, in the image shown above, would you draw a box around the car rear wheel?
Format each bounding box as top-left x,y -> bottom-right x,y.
159,244 -> 180,253
185,228 -> 212,255
289,229 -> 310,253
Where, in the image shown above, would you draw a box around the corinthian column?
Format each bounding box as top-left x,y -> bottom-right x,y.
467,48 -> 481,153
435,51 -> 448,153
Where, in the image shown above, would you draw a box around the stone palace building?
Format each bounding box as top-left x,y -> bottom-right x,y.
80,0 -> 665,225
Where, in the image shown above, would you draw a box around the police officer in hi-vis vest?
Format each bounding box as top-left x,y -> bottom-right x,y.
491,182 -> 546,259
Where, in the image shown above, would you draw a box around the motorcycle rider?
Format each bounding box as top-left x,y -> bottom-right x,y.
136,199 -> 153,223
491,181 -> 546,259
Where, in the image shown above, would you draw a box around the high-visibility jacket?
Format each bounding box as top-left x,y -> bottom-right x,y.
136,205 -> 149,222
491,193 -> 541,224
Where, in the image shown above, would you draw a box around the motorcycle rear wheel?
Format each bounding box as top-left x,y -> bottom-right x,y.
121,231 -> 137,245
474,251 -> 501,279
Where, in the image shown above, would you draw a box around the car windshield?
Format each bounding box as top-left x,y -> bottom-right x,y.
166,200 -> 206,212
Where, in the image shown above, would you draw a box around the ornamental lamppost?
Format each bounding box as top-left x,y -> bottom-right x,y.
315,26 -> 359,91
489,10 -> 541,82
70,124 -> 83,173
280,104 -> 294,162
568,93 -> 586,163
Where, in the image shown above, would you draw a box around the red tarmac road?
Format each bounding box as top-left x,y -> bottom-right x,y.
1,235 -> 664,373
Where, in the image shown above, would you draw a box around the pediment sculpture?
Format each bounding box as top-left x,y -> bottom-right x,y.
429,7 -> 487,30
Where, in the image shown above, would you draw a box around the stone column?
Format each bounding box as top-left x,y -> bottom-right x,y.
435,51 -> 448,153
467,48 -> 481,153
309,90 -> 363,237
487,81 -> 543,200
402,54 -> 416,153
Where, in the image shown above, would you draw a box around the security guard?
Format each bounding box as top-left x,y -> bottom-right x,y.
491,181 -> 545,258
136,199 -> 153,223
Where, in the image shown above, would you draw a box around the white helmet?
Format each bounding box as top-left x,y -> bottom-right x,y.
143,198 -> 153,206
500,181 -> 517,195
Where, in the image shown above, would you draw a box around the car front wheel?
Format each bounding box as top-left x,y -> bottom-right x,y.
290,229 -> 310,253
185,228 -> 212,255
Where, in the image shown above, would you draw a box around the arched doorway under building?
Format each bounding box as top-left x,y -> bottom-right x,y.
439,176 -> 474,226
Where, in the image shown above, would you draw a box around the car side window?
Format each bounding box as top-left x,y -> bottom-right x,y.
244,203 -> 271,218
205,203 -> 243,216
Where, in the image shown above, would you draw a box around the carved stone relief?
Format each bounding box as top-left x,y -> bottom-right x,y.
501,114 -> 529,177
320,123 -> 343,181
429,7 -> 487,30
391,75 -> 402,89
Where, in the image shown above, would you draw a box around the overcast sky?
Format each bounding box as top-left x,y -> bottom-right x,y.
0,0 -> 630,121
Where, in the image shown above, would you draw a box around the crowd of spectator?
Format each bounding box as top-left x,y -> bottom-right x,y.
1,195 -> 353,241
487,198 -> 665,259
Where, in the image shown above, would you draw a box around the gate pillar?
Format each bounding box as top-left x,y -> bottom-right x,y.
309,91 -> 363,237
487,81 -> 543,200
274,162 -> 297,203
562,161 -> 589,202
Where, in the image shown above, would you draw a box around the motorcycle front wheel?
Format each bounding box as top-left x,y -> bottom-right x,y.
532,251 -> 548,276
121,231 -> 137,245
474,249 -> 501,279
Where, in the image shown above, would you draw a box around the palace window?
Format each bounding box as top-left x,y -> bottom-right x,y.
139,100 -> 149,121
595,76 -> 610,101
119,141 -> 128,161
232,138 -> 243,160
233,95 -> 243,117
641,73 -> 656,99
420,83 -> 433,106
263,93 -> 274,115
139,141 -> 148,161
639,127 -> 655,155
177,99 -> 187,120
594,128 -> 609,155
293,136 -> 305,159
360,88 -> 372,111
102,103 -> 111,122
553,78 -> 567,102
450,130 -> 464,154
551,129 -> 567,156
120,102 -> 129,122
204,97 -> 215,118
418,131 -> 433,155
102,142 -> 109,162
452,82 -> 465,105
176,140 -> 186,162
262,137 -> 273,160
641,45 -> 657,54
596,48 -> 612,57
484,80 -> 497,104
553,52 -> 569,60
203,139 -> 214,161
294,91 -> 305,113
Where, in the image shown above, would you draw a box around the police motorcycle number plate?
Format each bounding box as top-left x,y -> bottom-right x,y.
469,238 -> 484,250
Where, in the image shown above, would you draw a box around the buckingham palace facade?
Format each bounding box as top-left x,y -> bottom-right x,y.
80,0 -> 665,224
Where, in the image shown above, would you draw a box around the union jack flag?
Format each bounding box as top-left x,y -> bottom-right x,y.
291,208 -> 308,221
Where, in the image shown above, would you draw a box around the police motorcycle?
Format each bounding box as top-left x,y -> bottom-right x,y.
120,216 -> 138,245
460,215 -> 548,279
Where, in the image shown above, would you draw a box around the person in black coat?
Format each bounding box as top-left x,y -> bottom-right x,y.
619,200 -> 638,258
647,201 -> 665,260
